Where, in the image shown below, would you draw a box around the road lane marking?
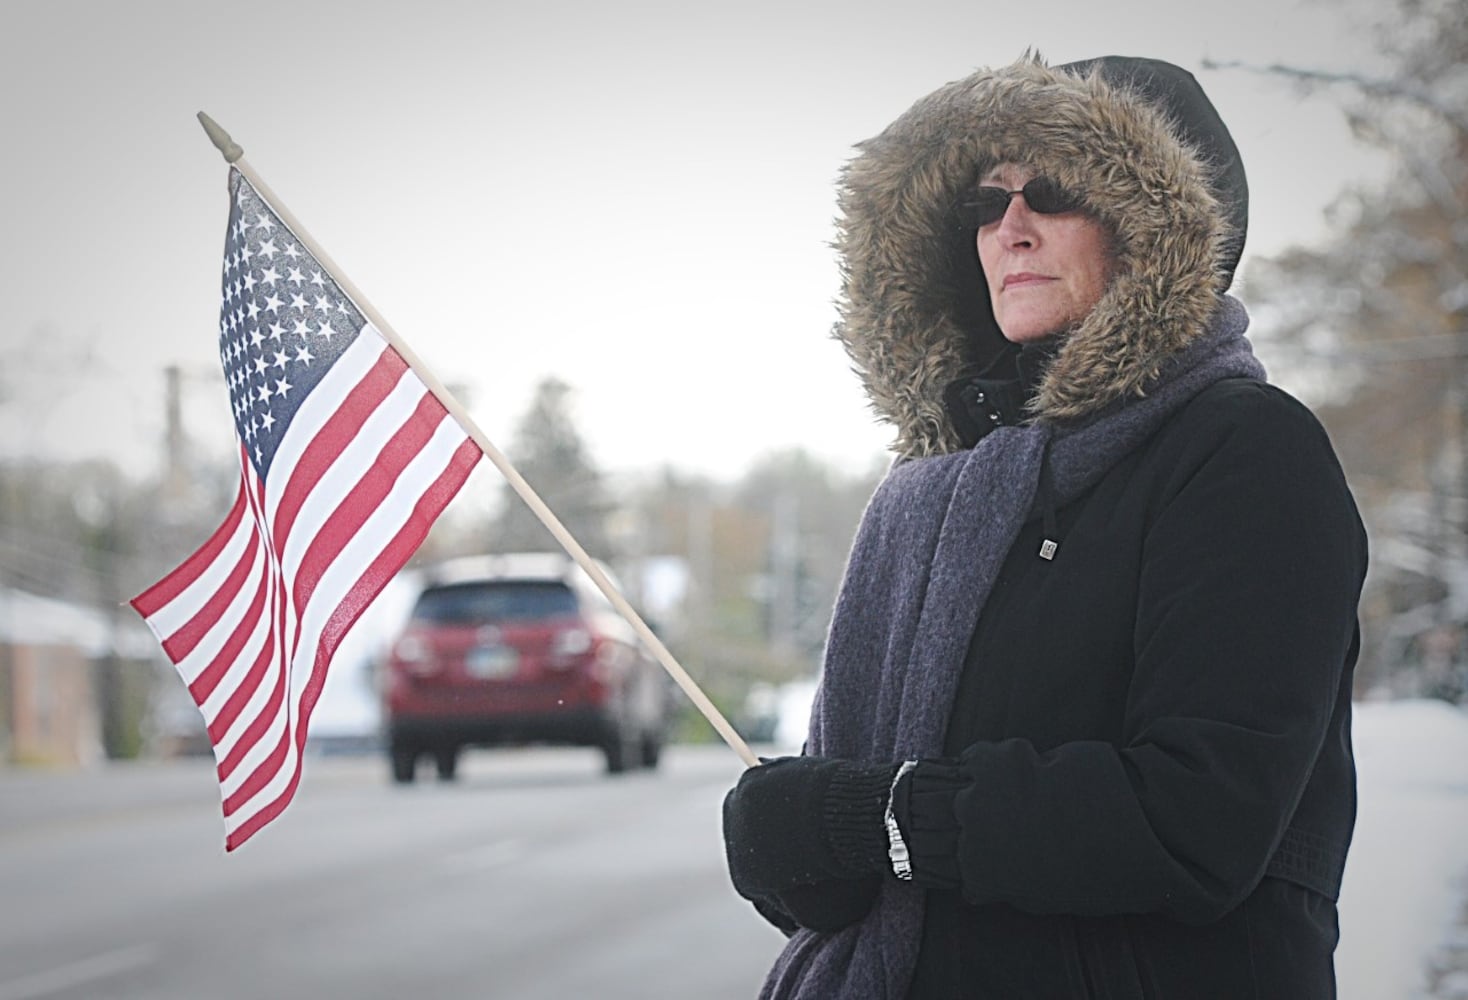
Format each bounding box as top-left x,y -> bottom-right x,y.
0,944 -> 159,1000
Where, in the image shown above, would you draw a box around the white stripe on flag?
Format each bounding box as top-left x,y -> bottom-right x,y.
140,495 -> 256,647
277,359 -> 433,576
172,533 -> 268,690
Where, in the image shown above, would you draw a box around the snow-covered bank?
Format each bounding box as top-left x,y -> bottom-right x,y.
1340,699 -> 1468,999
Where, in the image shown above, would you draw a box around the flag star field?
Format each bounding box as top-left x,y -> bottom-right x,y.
220,178 -> 360,476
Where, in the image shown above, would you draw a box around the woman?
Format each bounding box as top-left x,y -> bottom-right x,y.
722,54 -> 1367,998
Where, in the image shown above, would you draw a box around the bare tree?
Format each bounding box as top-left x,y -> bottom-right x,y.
1223,0 -> 1468,698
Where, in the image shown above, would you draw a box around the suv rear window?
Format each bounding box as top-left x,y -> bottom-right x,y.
411,581 -> 580,625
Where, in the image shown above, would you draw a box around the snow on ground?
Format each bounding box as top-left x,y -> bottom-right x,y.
1340,699 -> 1468,999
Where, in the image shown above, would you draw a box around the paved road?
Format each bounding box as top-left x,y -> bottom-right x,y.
0,746 -> 786,999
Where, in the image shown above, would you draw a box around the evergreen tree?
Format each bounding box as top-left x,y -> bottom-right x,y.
489,377 -> 614,558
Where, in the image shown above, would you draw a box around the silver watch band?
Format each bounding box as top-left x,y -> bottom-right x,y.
885,760 -> 919,879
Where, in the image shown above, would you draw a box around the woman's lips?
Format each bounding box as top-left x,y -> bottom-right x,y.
1002,272 -> 1054,290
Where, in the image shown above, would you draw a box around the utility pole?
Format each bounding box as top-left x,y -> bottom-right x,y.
163,365 -> 189,503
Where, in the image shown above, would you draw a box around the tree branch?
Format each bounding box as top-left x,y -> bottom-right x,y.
1201,58 -> 1468,134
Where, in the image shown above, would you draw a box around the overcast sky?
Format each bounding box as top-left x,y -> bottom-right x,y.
1,0 -> 1393,490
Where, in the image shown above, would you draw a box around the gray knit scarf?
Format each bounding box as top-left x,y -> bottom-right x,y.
761,296 -> 1266,999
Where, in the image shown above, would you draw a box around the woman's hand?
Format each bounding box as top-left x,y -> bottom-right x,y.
721,756 -> 896,898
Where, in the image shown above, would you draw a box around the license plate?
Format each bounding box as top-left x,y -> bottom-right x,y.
465,644 -> 519,679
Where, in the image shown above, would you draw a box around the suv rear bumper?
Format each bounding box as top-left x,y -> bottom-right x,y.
388,707 -> 616,749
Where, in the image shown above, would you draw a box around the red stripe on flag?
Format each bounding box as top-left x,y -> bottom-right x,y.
214,551 -> 291,783
205,620 -> 276,748
291,393 -> 447,617
161,522 -> 261,665
226,757 -> 304,852
130,477 -> 249,619
220,672 -> 290,811
220,448 -> 301,802
311,435 -> 482,711
187,565 -> 269,705
272,347 -> 409,549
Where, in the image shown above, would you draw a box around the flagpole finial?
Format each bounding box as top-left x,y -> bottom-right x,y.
197,112 -> 243,163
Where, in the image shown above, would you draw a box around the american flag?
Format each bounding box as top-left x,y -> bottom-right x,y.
132,168 -> 481,850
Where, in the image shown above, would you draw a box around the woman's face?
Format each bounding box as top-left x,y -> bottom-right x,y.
976,164 -> 1115,345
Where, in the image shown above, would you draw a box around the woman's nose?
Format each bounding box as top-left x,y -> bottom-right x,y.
993,196 -> 1037,245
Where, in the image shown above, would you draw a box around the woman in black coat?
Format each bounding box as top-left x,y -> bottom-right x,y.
722,54 -> 1367,999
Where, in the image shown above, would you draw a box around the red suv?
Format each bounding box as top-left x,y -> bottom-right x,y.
383,553 -> 674,782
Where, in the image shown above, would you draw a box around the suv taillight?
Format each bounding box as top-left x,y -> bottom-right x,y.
393,634 -> 438,676
589,638 -> 633,683
548,627 -> 593,668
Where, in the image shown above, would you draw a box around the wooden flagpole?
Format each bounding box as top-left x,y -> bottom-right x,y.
196,112 -> 759,769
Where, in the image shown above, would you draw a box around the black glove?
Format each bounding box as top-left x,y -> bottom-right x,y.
775,877 -> 883,932
744,877 -> 886,936
722,755 -> 897,900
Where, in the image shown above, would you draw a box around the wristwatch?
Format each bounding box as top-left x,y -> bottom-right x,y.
885,760 -> 919,879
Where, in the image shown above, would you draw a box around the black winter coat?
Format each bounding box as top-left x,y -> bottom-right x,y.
895,378 -> 1366,998
739,54 -> 1371,1000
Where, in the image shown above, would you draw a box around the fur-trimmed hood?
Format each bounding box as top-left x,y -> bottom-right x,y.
834,55 -> 1249,458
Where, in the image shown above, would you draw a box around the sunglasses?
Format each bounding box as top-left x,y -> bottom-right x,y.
958,177 -> 1083,228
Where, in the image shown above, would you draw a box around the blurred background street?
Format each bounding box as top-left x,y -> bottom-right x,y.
0,746 -> 783,1000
